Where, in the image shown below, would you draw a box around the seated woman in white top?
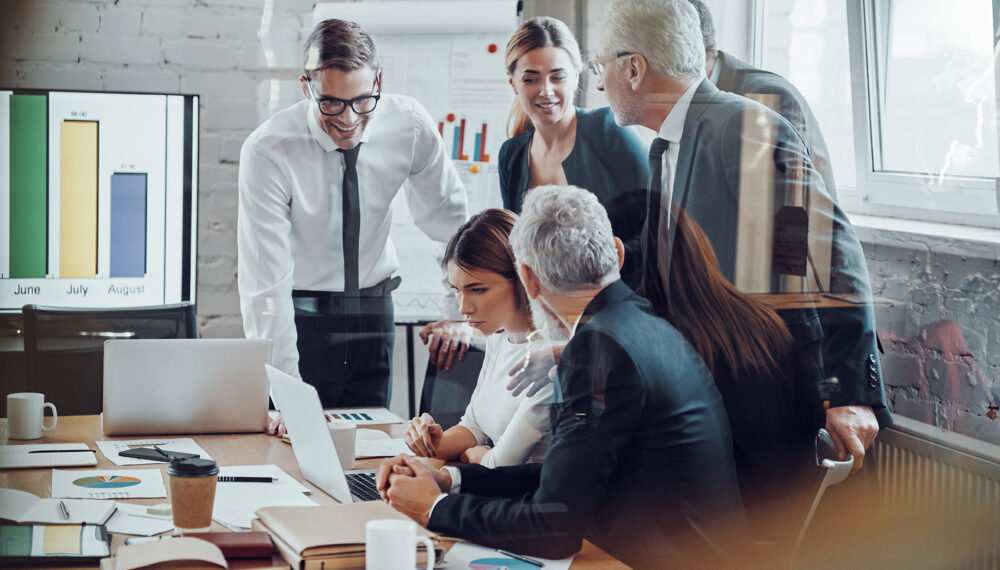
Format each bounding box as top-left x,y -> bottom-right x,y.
405,209 -> 553,467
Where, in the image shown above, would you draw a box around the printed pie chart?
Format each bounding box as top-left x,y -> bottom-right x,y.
73,475 -> 142,488
469,558 -> 537,569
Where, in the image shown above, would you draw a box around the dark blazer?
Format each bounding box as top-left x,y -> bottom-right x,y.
498,107 -> 650,288
427,281 -> 750,568
642,79 -> 890,427
714,50 -> 838,202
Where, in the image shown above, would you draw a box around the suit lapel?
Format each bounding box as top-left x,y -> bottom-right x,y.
673,79 -> 720,208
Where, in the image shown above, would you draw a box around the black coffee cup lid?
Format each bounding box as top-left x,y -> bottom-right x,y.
167,457 -> 219,477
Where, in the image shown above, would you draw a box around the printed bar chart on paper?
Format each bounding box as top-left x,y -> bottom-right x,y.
0,90 -> 199,310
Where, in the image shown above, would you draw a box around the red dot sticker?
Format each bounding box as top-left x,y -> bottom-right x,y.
446,113 -> 456,122
487,44 -> 498,54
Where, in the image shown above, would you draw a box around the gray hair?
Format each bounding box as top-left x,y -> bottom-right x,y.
605,0 -> 705,79
509,185 -> 619,293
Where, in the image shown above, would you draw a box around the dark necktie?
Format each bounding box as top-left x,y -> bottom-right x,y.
641,137 -> 673,308
338,144 -> 362,297
648,137 -> 671,197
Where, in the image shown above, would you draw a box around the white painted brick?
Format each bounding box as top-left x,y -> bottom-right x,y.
181,71 -> 257,100
182,8 -> 223,39
141,8 -> 185,37
198,255 -> 237,286
199,133 -> 224,165
195,287 -> 242,315
197,224 -> 237,256
198,164 -> 239,191
102,67 -> 180,93
240,40 -> 302,70
14,0 -> 67,33
273,0 -> 317,14
56,3 -> 101,33
0,31 -> 81,63
197,315 -> 246,339
80,35 -> 162,64
220,136 -> 244,163
199,0 -> 265,8
223,11 -> 266,40
100,6 -> 143,36
18,64 -> 103,90
201,99 -> 258,130
257,10 -> 304,41
121,0 -> 195,7
163,40 -> 239,70
0,65 -> 17,87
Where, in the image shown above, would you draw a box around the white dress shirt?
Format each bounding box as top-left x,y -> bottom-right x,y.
238,95 -> 467,377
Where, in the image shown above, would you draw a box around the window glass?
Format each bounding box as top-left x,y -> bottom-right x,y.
875,0 -> 998,179
762,0 -> 857,188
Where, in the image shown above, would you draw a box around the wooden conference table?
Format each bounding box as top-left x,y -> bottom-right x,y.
0,415 -> 627,569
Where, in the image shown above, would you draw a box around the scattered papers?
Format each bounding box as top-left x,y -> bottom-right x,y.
355,429 -> 409,458
323,407 -> 404,425
212,464 -> 316,531
96,438 -> 212,466
52,469 -> 167,500
444,541 -> 574,570
0,443 -> 97,469
0,488 -> 115,525
105,502 -> 175,536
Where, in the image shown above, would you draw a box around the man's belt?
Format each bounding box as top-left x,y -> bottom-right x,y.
292,276 -> 401,308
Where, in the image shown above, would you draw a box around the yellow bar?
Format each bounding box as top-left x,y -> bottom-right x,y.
42,524 -> 82,554
60,121 -> 99,278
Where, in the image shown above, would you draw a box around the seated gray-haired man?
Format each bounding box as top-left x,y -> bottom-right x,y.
376,185 -> 750,568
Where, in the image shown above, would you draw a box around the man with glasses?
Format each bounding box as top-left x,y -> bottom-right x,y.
593,0 -> 887,481
238,19 -> 467,421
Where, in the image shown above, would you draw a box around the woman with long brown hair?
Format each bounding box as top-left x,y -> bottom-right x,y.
404,209 -> 553,467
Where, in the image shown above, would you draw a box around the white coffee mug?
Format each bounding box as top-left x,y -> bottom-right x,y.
7,392 -> 58,440
365,519 -> 434,570
328,419 -> 356,470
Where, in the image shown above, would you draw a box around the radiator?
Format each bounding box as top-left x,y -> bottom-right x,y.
874,416 -> 1000,567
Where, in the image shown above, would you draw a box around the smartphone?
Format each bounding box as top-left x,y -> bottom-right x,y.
0,524 -> 110,566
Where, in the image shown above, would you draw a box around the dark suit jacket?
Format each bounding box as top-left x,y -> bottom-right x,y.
714,50 -> 838,202
427,280 -> 750,568
641,78 -> 890,427
498,107 -> 649,288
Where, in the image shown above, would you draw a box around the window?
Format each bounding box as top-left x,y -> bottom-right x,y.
760,0 -> 1000,227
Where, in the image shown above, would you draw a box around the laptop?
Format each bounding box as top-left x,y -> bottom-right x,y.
102,339 -> 271,436
265,364 -> 381,503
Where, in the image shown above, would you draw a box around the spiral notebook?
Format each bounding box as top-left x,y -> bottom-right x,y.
51,469 -> 167,499
0,443 -> 98,469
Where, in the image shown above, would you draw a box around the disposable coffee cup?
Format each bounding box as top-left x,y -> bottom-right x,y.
167,457 -> 219,533
7,392 -> 57,440
329,419 -> 357,470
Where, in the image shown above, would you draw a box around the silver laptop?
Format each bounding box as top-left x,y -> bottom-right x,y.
102,339 -> 271,436
265,364 -> 379,503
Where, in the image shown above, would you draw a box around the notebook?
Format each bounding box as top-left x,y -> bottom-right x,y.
0,443 -> 98,469
0,489 -> 116,525
265,365 -> 381,503
102,339 -> 272,436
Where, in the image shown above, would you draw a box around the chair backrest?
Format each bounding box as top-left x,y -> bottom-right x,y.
418,347 -> 486,430
21,303 -> 197,415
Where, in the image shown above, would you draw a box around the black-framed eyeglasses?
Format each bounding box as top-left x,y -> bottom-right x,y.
307,78 -> 381,116
586,52 -> 635,76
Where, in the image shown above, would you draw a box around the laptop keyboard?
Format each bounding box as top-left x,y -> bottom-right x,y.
346,472 -> 381,502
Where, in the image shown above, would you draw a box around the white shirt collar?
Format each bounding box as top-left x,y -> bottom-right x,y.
708,56 -> 722,85
656,78 -> 701,144
305,101 -> 378,153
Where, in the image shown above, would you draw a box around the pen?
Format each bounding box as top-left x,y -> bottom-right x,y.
58,500 -> 70,520
217,476 -> 278,483
496,548 -> 544,567
27,449 -> 95,454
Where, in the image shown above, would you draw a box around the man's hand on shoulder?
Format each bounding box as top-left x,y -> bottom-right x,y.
420,320 -> 473,371
826,405 -> 879,473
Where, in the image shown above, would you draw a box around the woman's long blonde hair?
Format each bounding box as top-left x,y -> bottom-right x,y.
505,17 -> 583,138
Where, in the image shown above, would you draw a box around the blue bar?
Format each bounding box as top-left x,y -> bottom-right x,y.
473,134 -> 481,164
452,126 -> 461,160
110,173 -> 147,278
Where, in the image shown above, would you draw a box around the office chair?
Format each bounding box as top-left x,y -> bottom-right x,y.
417,347 -> 485,430
21,303 -> 197,415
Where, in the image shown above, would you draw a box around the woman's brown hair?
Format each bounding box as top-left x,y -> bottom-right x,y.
443,209 -> 530,313
652,207 -> 794,380
504,17 -> 583,138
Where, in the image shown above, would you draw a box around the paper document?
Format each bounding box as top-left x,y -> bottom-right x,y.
52,469 -> 167,499
324,407 -> 404,425
105,502 -> 175,536
355,429 -> 409,458
0,488 -> 115,525
212,464 -> 316,531
444,541 -> 574,570
96,438 -> 212,466
0,443 -> 97,469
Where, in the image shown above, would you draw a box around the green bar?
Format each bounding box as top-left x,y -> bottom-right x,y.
10,94 -> 48,278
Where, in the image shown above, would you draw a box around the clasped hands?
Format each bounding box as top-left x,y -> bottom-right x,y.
376,454 -> 452,527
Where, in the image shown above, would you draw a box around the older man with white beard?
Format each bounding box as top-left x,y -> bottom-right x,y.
375,185 -> 750,568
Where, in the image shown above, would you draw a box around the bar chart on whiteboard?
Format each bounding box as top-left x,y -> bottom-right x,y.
0,90 -> 198,311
